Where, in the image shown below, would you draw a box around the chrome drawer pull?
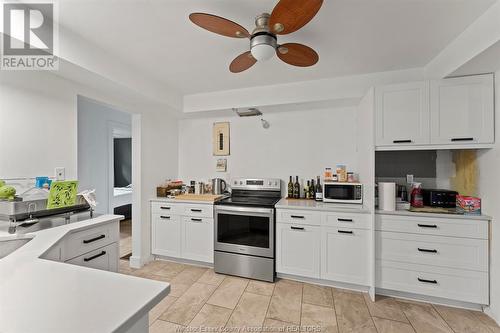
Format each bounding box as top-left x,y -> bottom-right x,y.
191,209 -> 203,212
83,234 -> 105,244
191,218 -> 203,222
338,230 -> 353,234
290,226 -> 305,231
337,218 -> 353,222
160,216 -> 171,219
160,206 -> 171,210
418,278 -> 437,284
418,248 -> 437,253
417,224 -> 437,228
84,251 -> 106,262
393,139 -> 412,144
291,215 -> 305,219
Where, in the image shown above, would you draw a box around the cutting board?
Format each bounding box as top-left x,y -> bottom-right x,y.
174,194 -> 224,202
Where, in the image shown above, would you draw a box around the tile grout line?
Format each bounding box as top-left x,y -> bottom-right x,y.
360,290 -> 379,333
223,279 -> 250,330
431,303 -> 458,333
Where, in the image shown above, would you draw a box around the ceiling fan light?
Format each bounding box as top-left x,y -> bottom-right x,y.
251,44 -> 275,61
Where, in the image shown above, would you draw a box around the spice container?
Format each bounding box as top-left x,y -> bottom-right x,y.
347,172 -> 354,183
324,168 -> 333,181
336,164 -> 347,182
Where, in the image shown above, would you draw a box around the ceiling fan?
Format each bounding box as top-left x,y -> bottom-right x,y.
189,0 -> 323,73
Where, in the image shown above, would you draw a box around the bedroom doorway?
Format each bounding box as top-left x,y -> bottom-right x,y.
77,96 -> 133,260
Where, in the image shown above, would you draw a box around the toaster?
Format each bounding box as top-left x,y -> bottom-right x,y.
422,189 -> 458,208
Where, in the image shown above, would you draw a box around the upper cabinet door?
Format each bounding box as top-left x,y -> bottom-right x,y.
375,82 -> 430,147
430,75 -> 494,145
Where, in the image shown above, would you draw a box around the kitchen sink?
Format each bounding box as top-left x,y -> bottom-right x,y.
0,237 -> 32,259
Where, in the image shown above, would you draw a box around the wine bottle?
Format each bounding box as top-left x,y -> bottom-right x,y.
310,179 -> 315,200
315,176 -> 323,201
287,176 -> 294,198
305,181 -> 310,199
293,176 -> 300,199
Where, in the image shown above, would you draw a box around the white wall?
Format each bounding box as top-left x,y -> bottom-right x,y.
178,107 -> 358,193
477,71 -> 500,324
77,96 -> 132,214
0,71 -> 78,180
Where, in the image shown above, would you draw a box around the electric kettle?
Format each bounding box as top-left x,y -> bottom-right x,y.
211,178 -> 227,195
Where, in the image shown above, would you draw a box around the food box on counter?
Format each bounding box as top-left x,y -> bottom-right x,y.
456,195 -> 481,215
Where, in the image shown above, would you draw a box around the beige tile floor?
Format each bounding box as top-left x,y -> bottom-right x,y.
119,219 -> 132,258
118,259 -> 500,333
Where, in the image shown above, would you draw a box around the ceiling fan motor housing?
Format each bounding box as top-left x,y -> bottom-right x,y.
250,13 -> 277,61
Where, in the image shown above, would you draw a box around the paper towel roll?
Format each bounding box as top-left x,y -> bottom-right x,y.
379,182 -> 396,211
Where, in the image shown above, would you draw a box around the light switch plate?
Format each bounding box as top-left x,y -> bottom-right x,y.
55,167 -> 65,181
406,174 -> 414,184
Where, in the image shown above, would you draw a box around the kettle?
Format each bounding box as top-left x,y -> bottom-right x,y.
211,178 -> 227,195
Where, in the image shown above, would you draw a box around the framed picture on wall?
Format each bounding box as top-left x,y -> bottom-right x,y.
213,122 -> 230,156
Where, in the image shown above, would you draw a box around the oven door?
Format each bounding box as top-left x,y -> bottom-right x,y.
214,205 -> 274,258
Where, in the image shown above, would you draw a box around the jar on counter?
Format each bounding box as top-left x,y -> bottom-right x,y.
324,168 -> 333,181
336,164 -> 347,182
347,172 -> 354,183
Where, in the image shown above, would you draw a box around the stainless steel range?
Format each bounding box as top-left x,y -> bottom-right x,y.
214,178 -> 281,282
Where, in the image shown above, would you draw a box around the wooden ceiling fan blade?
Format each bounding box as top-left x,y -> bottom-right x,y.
269,0 -> 323,35
277,43 -> 319,67
189,13 -> 250,38
229,51 -> 257,73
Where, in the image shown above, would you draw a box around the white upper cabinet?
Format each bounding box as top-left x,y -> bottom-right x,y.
430,75 -> 494,145
375,81 -> 430,147
375,74 -> 494,150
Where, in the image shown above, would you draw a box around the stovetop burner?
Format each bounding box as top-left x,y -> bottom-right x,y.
216,196 -> 281,208
215,177 -> 282,208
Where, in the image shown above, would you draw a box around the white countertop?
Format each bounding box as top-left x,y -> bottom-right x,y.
376,209 -> 491,221
151,196 -> 225,205
0,215 -> 169,333
276,198 -> 371,214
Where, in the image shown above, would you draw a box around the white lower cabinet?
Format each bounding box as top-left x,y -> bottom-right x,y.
321,227 -> 369,285
276,222 -> 321,278
151,201 -> 214,263
152,214 -> 181,257
181,216 -> 213,262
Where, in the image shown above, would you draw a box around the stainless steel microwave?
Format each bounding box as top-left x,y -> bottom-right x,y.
323,182 -> 363,204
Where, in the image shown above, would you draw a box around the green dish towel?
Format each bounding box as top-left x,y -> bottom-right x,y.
47,180 -> 78,209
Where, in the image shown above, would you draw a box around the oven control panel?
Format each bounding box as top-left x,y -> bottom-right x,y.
231,178 -> 281,191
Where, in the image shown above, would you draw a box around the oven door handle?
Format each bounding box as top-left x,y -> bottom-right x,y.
215,206 -> 274,215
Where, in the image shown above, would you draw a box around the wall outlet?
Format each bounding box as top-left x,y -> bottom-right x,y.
406,174 -> 414,184
55,167 -> 65,181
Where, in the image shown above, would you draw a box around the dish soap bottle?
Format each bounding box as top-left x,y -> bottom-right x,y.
410,182 -> 424,208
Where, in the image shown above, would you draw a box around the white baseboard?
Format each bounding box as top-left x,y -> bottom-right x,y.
153,254 -> 213,268
484,306 -> 500,326
129,254 -> 154,269
276,273 -> 370,293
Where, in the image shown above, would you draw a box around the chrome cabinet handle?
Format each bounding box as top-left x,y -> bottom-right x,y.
83,234 -> 105,244
84,251 -> 106,262
418,278 -> 437,284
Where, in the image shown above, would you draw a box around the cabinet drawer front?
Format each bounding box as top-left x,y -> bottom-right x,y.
183,204 -> 213,218
376,231 -> 488,272
66,243 -> 119,272
321,227 -> 369,285
324,212 -> 370,230
151,202 -> 180,215
277,209 -> 321,226
376,260 -> 489,304
152,214 -> 181,257
276,223 -> 321,278
376,215 -> 488,239
63,221 -> 119,261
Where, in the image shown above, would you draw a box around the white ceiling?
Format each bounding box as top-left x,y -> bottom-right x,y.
58,0 -> 496,94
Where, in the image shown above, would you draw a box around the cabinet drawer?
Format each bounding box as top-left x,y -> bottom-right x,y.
277,209 -> 321,226
376,260 -> 489,304
376,231 -> 488,272
63,221 -> 119,261
66,242 -> 119,272
376,214 -> 488,239
183,204 -> 213,218
151,202 -> 180,215
323,212 -> 370,230
181,216 -> 214,263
